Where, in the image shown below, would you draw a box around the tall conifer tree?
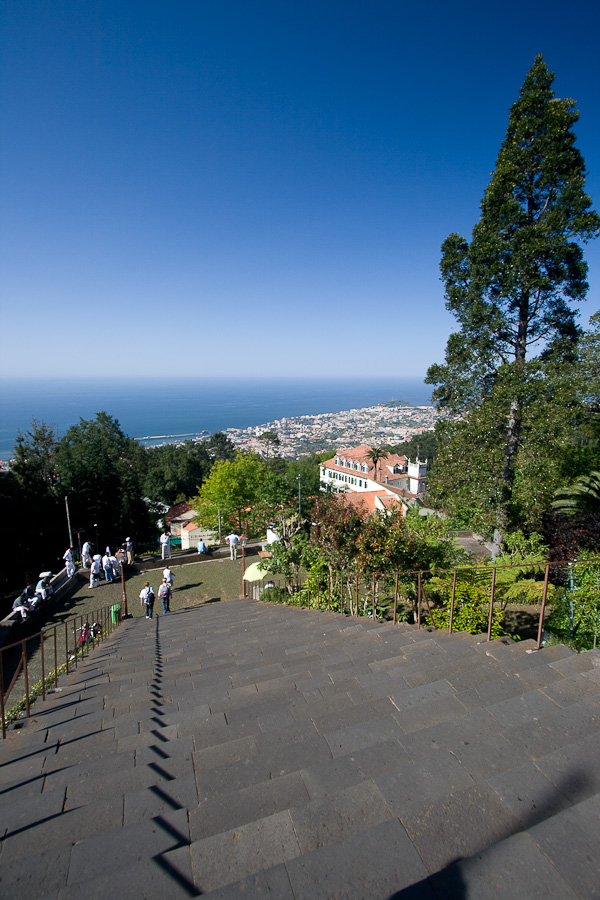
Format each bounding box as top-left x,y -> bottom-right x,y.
427,56 -> 599,535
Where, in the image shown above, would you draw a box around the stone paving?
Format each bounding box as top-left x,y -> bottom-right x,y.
1,599 -> 600,898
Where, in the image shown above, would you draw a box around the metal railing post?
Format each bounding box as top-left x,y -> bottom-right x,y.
22,641 -> 30,718
393,571 -> 399,625
449,570 -> 457,634
372,574 -> 376,620
1,652 -> 5,739
536,564 -> 551,650
417,572 -> 422,629
487,568 -> 497,641
54,627 -> 58,687
41,632 -> 45,702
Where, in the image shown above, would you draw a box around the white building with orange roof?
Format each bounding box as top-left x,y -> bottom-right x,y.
319,444 -> 427,515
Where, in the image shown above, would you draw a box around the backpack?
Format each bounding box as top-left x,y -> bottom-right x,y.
158,584 -> 169,600
146,587 -> 155,604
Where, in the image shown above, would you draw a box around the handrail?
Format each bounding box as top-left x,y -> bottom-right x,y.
1,602 -> 122,739
249,559 -> 596,652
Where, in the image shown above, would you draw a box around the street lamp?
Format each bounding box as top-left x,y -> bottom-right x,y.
241,535 -> 248,598
297,474 -> 301,516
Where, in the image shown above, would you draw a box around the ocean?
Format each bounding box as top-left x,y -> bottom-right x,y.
0,376 -> 433,460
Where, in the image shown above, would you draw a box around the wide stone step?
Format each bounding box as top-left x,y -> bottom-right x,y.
2,600 -> 600,899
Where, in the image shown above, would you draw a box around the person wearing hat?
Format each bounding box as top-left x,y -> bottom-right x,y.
90,554 -> 102,588
125,537 -> 134,565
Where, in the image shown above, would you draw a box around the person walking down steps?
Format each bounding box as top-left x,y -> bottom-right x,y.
139,582 -> 155,619
158,579 -> 171,614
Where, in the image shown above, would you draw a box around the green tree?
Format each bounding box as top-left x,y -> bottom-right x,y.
12,420 -> 60,500
428,356 -> 597,535
385,432 -> 437,468
545,551 -> 600,649
141,441 -> 210,505
8,420 -> 65,586
205,431 -> 236,463
366,447 -> 387,483
258,431 -> 280,459
426,56 -> 599,537
192,452 -> 266,535
56,412 -> 154,547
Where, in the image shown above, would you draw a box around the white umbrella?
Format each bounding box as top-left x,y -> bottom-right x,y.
243,561 -> 270,582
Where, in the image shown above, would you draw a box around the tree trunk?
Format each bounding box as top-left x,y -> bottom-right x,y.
497,293 -> 528,537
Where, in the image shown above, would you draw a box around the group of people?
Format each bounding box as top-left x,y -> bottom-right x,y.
81,538 -> 135,587
88,548 -> 122,588
139,566 -> 174,618
12,573 -> 54,620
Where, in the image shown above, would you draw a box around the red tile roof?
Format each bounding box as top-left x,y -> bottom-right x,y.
338,490 -> 405,517
320,445 -> 408,482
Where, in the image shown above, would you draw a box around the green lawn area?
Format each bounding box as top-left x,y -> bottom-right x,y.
61,553 -> 255,622
125,556 -> 249,616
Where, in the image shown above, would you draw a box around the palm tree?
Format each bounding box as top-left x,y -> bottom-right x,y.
366,447 -> 387,484
552,472 -> 600,515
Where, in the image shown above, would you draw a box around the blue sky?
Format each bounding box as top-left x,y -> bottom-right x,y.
1,0 -> 599,378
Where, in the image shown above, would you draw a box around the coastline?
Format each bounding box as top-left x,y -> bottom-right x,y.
0,376 -> 433,460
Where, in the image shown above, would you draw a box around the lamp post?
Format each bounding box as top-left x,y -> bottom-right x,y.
241,534 -> 247,599
65,496 -> 74,549
297,475 -> 301,516
74,528 -> 84,564
120,557 -> 129,618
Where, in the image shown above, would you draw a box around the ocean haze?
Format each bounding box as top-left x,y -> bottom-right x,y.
0,376 -> 433,460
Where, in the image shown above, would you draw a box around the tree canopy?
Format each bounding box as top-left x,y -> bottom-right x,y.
426,56 -> 599,536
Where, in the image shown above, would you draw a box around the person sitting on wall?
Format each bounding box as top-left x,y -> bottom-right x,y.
35,574 -> 54,603
13,592 -> 32,619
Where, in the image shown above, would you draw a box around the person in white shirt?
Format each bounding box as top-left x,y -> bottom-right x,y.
82,541 -> 92,568
225,533 -> 240,560
162,567 -> 174,588
109,554 -> 120,579
90,555 -> 102,588
63,547 -> 76,578
139,582 -> 155,618
125,537 -> 134,565
102,552 -> 114,583
160,531 -> 171,559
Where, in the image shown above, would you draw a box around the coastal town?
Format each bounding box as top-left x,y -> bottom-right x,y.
222,400 -> 443,458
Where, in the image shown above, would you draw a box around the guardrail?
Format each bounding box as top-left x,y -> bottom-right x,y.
246,559 -> 600,652
1,602 -> 123,739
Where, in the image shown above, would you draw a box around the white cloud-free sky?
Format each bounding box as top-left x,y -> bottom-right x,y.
1,0 -> 599,377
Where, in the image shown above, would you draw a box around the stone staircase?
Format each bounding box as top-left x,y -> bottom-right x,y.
1,600 -> 599,899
